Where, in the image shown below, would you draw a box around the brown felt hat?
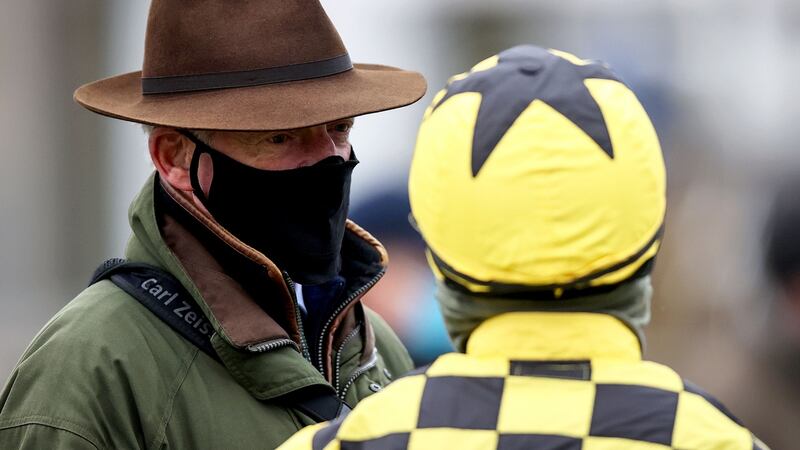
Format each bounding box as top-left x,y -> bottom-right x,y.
74,0 -> 427,131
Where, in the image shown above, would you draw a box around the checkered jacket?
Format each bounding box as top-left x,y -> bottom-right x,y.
280,312 -> 768,450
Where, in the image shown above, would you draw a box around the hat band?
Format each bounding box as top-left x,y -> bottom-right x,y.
141,53 -> 353,94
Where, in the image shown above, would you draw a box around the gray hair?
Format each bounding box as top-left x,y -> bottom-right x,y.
141,124 -> 214,145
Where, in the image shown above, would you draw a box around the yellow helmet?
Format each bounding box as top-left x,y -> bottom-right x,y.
408,45 -> 666,295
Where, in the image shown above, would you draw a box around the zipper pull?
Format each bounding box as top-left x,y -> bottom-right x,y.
283,272 -> 312,362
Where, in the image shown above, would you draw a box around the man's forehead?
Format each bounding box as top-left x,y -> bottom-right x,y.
225,130 -> 274,145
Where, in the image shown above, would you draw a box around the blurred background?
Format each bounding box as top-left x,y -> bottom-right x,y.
2,0 -> 800,446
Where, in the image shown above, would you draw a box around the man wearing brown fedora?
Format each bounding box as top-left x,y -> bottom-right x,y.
0,1 -> 426,448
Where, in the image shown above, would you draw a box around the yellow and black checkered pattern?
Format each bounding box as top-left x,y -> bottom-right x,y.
279,313 -> 767,450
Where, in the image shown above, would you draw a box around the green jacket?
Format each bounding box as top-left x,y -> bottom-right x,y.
0,174 -> 413,449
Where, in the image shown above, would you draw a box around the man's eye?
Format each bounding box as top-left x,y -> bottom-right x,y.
331,123 -> 352,133
269,134 -> 289,144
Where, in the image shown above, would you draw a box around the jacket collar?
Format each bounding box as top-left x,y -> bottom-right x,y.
436,276 -> 652,353
466,312 -> 642,361
124,173 -> 386,396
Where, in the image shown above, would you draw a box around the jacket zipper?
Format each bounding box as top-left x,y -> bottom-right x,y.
239,273 -> 311,361
316,268 -> 386,377
283,272 -> 312,362
246,338 -> 298,353
338,348 -> 379,400
333,323 -> 362,393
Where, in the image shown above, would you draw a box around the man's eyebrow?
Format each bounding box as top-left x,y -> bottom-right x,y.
238,119 -> 356,144
329,117 -> 355,124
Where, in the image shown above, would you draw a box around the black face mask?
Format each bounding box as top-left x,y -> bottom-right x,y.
185,133 -> 358,285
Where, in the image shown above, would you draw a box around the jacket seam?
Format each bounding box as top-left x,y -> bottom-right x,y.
251,375 -> 325,401
149,346 -> 201,449
0,416 -> 103,449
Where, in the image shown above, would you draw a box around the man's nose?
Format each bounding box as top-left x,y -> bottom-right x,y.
304,125 -> 339,159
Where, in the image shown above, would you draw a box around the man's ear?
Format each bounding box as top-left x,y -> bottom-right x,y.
149,127 -> 195,191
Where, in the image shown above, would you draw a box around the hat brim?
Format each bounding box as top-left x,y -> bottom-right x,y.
74,64 -> 427,131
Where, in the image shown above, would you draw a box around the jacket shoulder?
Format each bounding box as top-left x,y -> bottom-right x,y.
595,358 -> 760,449
19,279 -> 197,368
0,281 -> 199,449
674,376 -> 767,449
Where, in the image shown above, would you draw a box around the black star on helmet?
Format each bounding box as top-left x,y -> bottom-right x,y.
433,45 -> 623,177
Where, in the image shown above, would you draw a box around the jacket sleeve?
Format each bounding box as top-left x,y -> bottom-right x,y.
0,423 -> 100,450
679,379 -> 771,450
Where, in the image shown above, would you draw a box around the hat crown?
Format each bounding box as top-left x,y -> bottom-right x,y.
409,46 -> 665,294
142,0 -> 347,78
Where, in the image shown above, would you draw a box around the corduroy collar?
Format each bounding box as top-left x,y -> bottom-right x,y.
466,312 -> 642,361
123,173 -> 387,394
